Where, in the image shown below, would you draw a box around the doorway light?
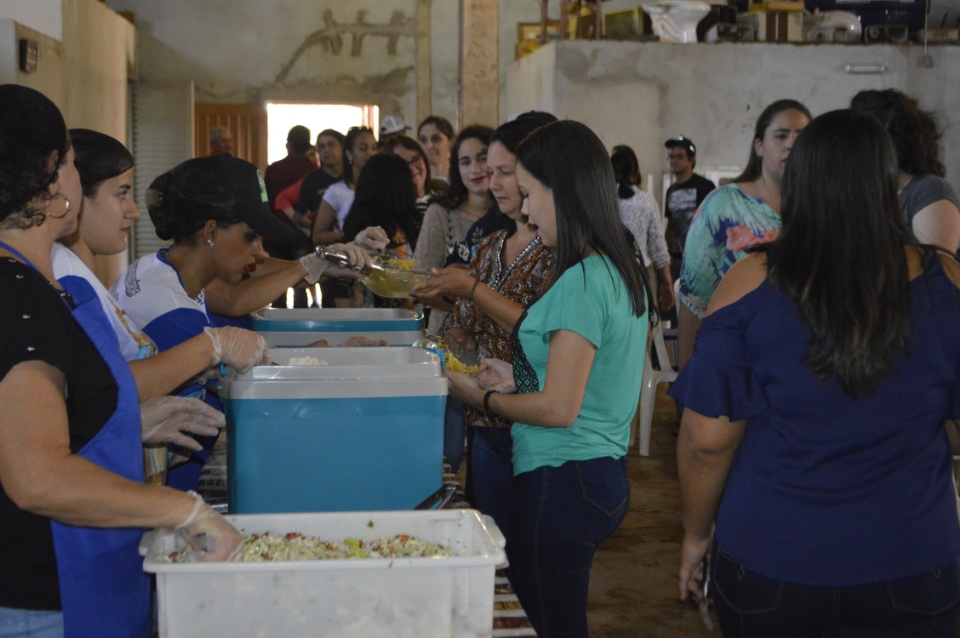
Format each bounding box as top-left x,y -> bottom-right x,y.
265,103 -> 379,165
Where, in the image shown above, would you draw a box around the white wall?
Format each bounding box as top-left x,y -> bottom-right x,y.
504,40 -> 960,204
0,0 -> 61,40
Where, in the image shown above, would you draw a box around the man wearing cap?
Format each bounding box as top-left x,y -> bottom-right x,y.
664,136 -> 715,281
379,115 -> 410,147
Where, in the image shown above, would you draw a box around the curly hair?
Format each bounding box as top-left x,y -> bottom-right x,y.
0,85 -> 69,229
851,89 -> 945,177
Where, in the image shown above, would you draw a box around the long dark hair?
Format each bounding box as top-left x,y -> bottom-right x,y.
0,85 -> 69,228
342,153 -> 421,251
342,126 -> 375,187
437,125 -> 493,210
380,135 -> 434,184
69,128 -> 134,198
763,109 -> 916,397
516,120 -> 647,318
611,145 -> 641,199
734,99 -> 811,183
850,89 -> 945,178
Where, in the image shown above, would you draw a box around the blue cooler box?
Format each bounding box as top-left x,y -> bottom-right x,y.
220,347 -> 447,514
247,307 -> 424,347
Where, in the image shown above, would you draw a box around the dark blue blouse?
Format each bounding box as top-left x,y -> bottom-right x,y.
670,254 -> 960,585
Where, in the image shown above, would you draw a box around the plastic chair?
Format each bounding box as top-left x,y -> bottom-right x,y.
630,320 -> 679,456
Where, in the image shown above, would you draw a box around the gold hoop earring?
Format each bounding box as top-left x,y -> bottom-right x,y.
45,194 -> 72,221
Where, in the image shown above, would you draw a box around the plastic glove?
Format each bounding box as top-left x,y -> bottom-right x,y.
204,326 -> 270,373
298,243 -> 373,283
353,226 -> 390,252
140,396 -> 225,451
477,358 -> 517,393
176,491 -> 244,562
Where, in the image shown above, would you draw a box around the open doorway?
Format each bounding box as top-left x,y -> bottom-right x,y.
265,102 -> 379,165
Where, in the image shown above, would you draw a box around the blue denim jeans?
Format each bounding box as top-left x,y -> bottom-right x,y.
711,545 -> 960,638
0,607 -> 63,638
470,427 -> 514,537
507,456 -> 629,638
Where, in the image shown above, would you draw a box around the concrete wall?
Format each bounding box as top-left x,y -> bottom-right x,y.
0,0 -> 62,40
504,40 -> 960,203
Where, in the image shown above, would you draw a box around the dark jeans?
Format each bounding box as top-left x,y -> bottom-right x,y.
470,427 -> 514,537
508,456 -> 629,638
443,397 -> 466,474
711,545 -> 960,638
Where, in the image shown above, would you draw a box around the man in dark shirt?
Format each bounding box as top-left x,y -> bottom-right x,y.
664,135 -> 715,281
263,125 -> 316,261
295,128 -> 345,231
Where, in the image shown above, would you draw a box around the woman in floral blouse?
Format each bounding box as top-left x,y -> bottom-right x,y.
411,114 -> 555,533
677,99 -> 810,366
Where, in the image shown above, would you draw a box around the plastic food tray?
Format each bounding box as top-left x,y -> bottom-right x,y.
142,510 -> 506,638
247,307 -> 424,347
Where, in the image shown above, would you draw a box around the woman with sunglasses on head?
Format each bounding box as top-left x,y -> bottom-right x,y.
411,115 -> 556,535
445,120 -> 648,638
414,125 -> 494,333
418,115 -> 455,183
672,109 -> 960,638
0,84 -> 243,638
310,125 -> 377,248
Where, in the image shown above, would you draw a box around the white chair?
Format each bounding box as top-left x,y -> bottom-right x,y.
629,320 -> 679,456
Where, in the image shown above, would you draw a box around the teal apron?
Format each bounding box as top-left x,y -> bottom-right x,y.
1,243 -> 151,638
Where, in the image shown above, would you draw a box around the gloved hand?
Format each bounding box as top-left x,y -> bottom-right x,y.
353,226 -> 390,252
140,396 -> 225,451
176,491 -> 244,562
298,243 -> 374,283
204,326 -> 270,373
477,358 -> 517,393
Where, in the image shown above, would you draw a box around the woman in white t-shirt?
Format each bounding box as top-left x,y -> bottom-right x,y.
311,126 -> 378,247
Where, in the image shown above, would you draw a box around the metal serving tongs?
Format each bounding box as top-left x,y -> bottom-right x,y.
314,245 -> 386,273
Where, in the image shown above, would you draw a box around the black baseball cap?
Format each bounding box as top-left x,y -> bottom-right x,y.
146,154 -> 297,245
665,135 -> 696,156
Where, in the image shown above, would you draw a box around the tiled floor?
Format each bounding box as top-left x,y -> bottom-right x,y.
587,385 -> 716,637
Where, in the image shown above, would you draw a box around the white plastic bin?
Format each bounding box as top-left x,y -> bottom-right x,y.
247,307 -> 424,347
220,347 -> 447,514
142,510 -> 506,638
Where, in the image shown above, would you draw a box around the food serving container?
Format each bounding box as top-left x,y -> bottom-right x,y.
142,509 -> 506,638
220,347 -> 447,514
247,307 -> 425,347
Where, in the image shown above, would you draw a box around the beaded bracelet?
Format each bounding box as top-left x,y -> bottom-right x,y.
483,389 -> 495,414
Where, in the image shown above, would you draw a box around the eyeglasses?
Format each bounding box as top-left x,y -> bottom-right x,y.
405,154 -> 425,167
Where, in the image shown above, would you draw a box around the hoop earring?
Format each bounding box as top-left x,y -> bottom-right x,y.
45,194 -> 72,221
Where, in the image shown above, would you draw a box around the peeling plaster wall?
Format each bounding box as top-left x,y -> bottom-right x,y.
505,40 -> 960,204
108,0 -> 422,123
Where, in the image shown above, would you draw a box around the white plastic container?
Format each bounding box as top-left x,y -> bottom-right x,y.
142,510 -> 506,638
220,347 -> 447,514
248,307 -> 425,347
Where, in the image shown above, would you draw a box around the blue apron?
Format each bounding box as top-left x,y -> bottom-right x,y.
0,243 -> 151,638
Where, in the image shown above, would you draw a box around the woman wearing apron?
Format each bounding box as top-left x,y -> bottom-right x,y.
0,85 -> 242,638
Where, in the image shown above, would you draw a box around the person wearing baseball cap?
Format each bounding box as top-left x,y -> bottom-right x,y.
112,154 -> 375,491
663,135 -> 715,283
380,115 -> 410,146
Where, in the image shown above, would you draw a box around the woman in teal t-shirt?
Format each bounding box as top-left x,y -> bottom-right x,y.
446,120 -> 649,638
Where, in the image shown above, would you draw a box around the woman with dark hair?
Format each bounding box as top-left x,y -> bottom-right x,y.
414,124 -> 494,333
411,115 -> 556,535
418,115 -> 455,183
851,89 -> 960,256
379,134 -> 447,216
677,99 -> 810,365
0,85 -> 243,638
445,120 -> 648,637
112,154 -> 370,490
672,109 -> 960,637
611,144 -> 674,313
311,125 -> 377,247
341,153 -> 422,307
